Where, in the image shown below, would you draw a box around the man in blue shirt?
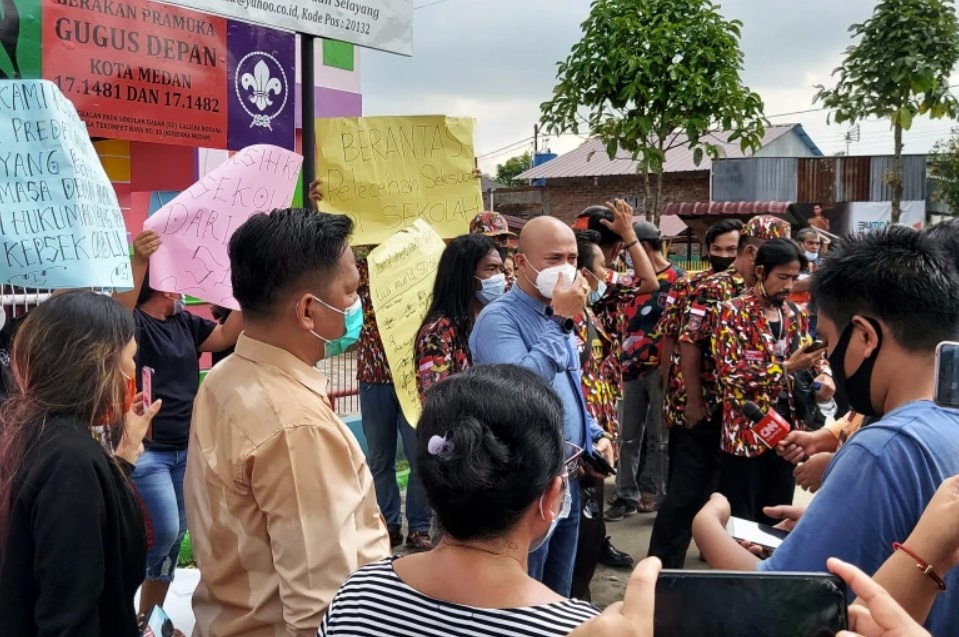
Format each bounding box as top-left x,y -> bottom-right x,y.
691,225 -> 959,636
471,214 -> 616,597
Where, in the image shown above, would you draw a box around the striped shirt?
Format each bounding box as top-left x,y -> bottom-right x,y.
317,558 -> 600,637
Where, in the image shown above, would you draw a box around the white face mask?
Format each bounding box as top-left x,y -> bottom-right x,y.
530,476 -> 572,553
525,262 -> 577,299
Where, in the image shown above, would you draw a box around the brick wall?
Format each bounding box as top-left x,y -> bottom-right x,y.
543,172 -> 710,223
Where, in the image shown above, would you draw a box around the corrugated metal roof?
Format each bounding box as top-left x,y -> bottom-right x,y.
662,201 -> 793,217
714,155 -> 930,204
518,125 -> 811,180
712,158 -> 798,202
870,155 -> 928,202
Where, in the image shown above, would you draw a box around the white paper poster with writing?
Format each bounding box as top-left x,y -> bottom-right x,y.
0,80 -> 132,289
145,144 -> 302,308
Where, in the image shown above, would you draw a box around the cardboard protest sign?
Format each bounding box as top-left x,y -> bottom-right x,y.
0,80 -> 132,289
144,144 -> 302,308
368,219 -> 445,425
315,115 -> 482,245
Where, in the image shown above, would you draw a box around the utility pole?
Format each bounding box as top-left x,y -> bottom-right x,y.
533,124 -> 539,155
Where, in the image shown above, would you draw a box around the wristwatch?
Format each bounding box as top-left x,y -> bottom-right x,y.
550,314 -> 574,333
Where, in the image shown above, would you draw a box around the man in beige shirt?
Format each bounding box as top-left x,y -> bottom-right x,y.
184,208 -> 390,637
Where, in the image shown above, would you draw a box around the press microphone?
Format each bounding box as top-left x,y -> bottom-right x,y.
743,401 -> 791,448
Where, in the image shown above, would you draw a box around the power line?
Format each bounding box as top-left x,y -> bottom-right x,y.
476,136 -> 535,159
413,0 -> 459,10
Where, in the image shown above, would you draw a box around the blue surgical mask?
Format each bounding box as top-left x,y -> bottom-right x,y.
588,282 -> 607,305
475,273 -> 506,305
805,251 -> 820,263
309,296 -> 363,357
530,476 -> 572,553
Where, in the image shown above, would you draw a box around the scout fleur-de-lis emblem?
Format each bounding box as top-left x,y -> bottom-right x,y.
241,60 -> 281,112
234,51 -> 289,131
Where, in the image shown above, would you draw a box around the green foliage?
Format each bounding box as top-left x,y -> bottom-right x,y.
495,152 -> 533,187
538,0 -> 767,223
815,0 -> 959,221
929,128 -> 959,215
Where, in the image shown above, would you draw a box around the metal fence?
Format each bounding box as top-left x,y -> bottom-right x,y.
317,350 -> 360,416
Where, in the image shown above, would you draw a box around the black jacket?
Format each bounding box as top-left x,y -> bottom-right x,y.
0,414 -> 147,637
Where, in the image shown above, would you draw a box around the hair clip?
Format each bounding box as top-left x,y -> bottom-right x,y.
427,434 -> 455,458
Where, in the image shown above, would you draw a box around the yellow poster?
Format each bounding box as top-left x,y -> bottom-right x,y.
315,115 -> 482,245
368,219 -> 446,426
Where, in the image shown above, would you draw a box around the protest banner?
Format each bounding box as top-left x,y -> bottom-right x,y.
3,0 -> 298,150
0,80 -> 132,289
144,144 -> 302,308
368,219 -> 445,426
315,115 -> 482,245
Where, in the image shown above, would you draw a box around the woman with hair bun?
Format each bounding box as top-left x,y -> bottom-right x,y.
319,365 -> 600,636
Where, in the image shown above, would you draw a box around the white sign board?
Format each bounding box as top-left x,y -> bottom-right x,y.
847,201 -> 926,232
153,0 -> 413,56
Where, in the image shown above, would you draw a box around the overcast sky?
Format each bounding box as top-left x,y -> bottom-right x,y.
361,0 -> 959,174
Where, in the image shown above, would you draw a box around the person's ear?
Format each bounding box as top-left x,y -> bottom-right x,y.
756,266 -> 765,281
850,315 -> 882,358
296,294 -> 316,331
539,475 -> 564,520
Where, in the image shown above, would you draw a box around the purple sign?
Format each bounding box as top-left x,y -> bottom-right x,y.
226,21 -> 296,151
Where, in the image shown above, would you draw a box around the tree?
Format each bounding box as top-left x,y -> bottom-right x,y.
495,152 -> 533,187
538,0 -> 767,225
929,128 -> 959,215
815,0 -> 959,224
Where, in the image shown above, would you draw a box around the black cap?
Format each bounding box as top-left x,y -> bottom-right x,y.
632,221 -> 661,241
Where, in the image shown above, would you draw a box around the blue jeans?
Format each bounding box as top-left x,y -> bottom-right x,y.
528,481 -> 581,596
359,382 -> 431,533
130,449 -> 187,583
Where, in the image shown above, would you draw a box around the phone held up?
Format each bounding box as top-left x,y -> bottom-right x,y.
654,570 -> 848,637
141,367 -> 154,440
935,341 -> 959,409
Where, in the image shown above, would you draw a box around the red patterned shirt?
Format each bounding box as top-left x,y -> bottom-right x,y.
655,269 -> 715,428
593,271 -> 644,398
356,258 -> 393,384
712,291 -> 826,457
620,264 -> 685,381
678,269 -> 748,411
574,310 -> 620,436
414,316 -> 472,403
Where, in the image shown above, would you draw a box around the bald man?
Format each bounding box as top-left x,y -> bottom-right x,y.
469,216 -> 614,597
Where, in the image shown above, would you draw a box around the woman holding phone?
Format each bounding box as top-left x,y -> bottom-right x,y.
0,292 -> 161,636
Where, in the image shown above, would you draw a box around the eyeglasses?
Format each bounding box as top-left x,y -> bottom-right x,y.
564,441 -> 585,479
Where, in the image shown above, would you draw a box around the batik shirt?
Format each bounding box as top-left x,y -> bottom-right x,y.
678,269 -> 748,412
654,269 -> 715,428
711,290 -> 827,457
356,258 -> 393,384
414,316 -> 471,404
621,265 -> 685,381
593,271 -> 644,399
574,310 -> 620,436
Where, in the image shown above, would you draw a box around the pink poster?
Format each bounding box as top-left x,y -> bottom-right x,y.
145,144 -> 302,308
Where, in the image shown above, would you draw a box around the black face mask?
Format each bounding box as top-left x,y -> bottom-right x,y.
709,255 -> 735,273
828,317 -> 884,418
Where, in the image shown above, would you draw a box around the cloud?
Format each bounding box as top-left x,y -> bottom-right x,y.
362,0 -> 957,174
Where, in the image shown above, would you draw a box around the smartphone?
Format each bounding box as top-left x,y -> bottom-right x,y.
802,339 -> 827,354
726,516 -> 790,551
141,367 -> 154,408
655,570 -> 848,636
934,341 -> 959,408
582,451 -> 617,476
